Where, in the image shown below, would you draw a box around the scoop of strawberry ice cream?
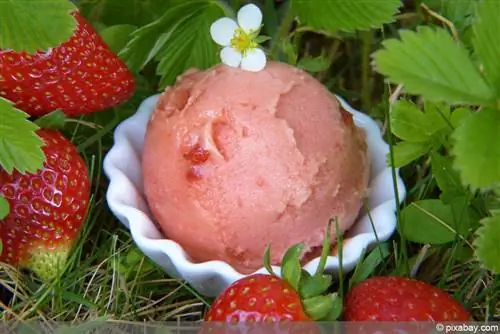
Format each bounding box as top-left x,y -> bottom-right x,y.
141,61 -> 369,274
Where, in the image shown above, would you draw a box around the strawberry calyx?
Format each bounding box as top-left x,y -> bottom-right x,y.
263,219 -> 343,321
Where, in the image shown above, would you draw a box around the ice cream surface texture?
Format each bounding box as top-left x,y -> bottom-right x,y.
142,61 -> 370,274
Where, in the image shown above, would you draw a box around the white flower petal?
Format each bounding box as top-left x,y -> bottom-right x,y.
210,18 -> 238,46
240,48 -> 266,72
220,47 -> 243,68
237,4 -> 262,32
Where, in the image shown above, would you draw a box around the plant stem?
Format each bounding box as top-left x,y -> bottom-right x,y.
269,2 -> 296,59
65,118 -> 102,129
335,219 -> 344,298
387,84 -> 408,272
317,39 -> 341,82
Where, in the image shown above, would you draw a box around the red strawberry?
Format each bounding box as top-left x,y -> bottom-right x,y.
201,221 -> 342,333
201,274 -> 320,334
204,274 -> 311,322
343,276 -> 471,321
0,129 -> 90,281
0,11 -> 135,117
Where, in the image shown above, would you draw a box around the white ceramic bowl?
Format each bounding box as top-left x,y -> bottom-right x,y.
103,93 -> 406,297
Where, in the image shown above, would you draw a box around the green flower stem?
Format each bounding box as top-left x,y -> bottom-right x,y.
269,3 -> 296,59
334,219 -> 345,298
385,91 -> 407,271
315,219 -> 333,276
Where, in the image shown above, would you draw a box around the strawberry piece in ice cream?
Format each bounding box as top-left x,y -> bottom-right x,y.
142,61 -> 369,274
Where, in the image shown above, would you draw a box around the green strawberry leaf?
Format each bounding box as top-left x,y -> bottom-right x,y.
119,0 -> 224,89
389,141 -> 430,167
154,2 -> 225,89
472,0 -> 500,95
349,243 -> 390,289
486,187 -> 500,216
390,100 -> 453,147
390,100 -> 434,142
99,24 -> 138,55
0,98 -> 45,174
119,1 -> 205,72
373,26 -> 495,105
0,195 -> 9,219
450,196 -> 481,230
423,101 -> 452,134
76,0 -> 172,27
451,244 -> 475,263
297,55 -> 331,73
291,0 -> 401,33
431,0 -> 477,34
474,215 -> 500,273
431,153 -> 467,203
452,107 -> 500,190
0,0 -> 77,53
35,110 -> 68,130
450,107 -> 473,128
398,199 -> 478,245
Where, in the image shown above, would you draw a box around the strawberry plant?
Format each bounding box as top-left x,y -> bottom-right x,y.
372,0 -> 500,274
0,0 -> 498,326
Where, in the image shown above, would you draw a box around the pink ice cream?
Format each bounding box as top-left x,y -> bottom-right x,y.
142,61 -> 369,274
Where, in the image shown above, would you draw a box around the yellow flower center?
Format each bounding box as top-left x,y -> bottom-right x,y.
230,27 -> 256,55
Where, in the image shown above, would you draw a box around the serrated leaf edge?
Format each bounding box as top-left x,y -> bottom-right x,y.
473,215 -> 500,273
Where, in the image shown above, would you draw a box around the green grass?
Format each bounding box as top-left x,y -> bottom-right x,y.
1,0 -> 499,323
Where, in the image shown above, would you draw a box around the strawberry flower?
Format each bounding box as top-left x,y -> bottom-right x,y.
210,4 -> 267,72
